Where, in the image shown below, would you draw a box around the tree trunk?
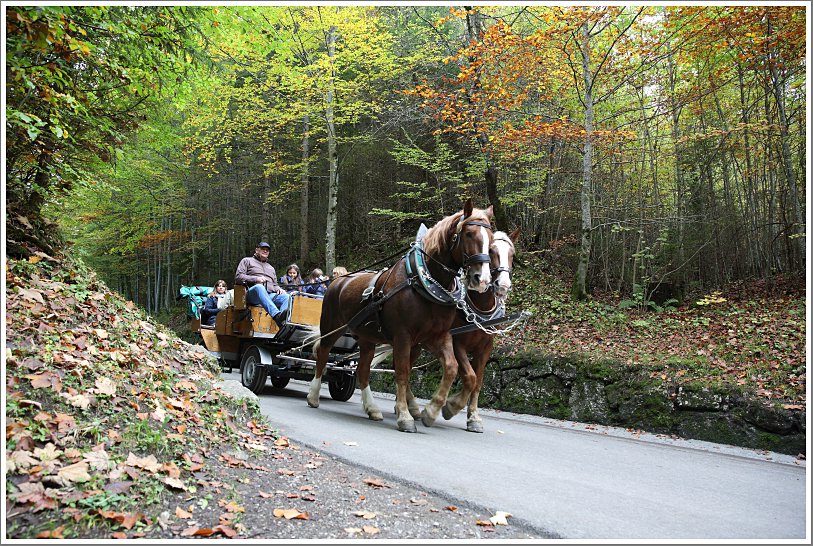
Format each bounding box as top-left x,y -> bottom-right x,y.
572,17 -> 593,301
464,6 -> 508,229
324,25 -> 338,273
767,17 -> 804,269
300,113 -> 311,264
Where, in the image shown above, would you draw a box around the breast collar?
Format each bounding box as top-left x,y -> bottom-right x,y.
405,241 -> 465,306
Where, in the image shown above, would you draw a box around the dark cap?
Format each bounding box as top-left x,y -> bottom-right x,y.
257,242 -> 271,249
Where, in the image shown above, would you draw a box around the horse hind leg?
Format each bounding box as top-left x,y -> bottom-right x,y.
308,326 -> 345,408
356,341 -> 383,421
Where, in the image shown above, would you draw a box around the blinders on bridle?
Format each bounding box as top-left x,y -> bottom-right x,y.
450,217 -> 493,268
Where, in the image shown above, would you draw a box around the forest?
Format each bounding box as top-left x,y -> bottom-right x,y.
5,4 -> 807,314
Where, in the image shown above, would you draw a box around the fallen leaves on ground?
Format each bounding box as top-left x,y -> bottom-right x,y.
273,508 -> 310,520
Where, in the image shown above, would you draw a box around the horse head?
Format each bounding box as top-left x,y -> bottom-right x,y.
421,199 -> 494,292
490,228 -> 520,299
452,199 -> 495,293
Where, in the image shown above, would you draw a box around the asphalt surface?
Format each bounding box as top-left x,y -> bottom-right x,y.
227,374 -> 809,540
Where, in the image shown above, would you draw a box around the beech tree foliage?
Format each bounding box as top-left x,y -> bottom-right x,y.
6,5 -> 806,313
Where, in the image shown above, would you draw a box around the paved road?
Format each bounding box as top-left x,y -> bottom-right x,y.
230,375 -> 808,540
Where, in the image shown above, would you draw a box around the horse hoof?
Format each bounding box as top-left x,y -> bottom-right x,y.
420,409 -> 436,428
369,412 -> 383,421
397,420 -> 417,433
307,399 -> 319,409
466,421 -> 484,433
409,407 -> 422,420
441,404 -> 456,420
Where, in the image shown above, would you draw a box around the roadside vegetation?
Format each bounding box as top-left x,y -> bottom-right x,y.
5,253 -> 276,538
502,254 -> 806,409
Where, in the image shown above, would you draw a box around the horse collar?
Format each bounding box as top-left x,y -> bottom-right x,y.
406,243 -> 465,306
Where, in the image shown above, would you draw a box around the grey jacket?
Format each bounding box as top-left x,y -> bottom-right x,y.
234,255 -> 284,294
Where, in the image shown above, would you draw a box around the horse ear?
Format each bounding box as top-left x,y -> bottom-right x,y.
485,205 -> 494,218
509,228 -> 521,243
463,198 -> 473,219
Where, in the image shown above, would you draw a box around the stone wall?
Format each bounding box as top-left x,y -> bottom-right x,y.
369,348 -> 806,456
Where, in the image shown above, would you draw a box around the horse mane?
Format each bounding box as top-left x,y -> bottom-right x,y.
422,207 -> 492,257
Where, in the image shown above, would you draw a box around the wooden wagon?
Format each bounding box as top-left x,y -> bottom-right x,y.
188,285 -> 391,400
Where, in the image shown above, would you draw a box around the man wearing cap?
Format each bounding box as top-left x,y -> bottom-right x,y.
235,242 -> 291,327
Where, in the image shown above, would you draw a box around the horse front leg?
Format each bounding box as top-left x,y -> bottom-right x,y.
442,337 -> 476,420
402,345 -> 422,419
392,337 -> 417,433
355,341 -> 383,421
464,338 -> 493,433
420,335 -> 463,427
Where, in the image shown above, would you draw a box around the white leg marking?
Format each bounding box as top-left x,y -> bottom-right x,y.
361,386 -> 383,420
307,377 -> 321,408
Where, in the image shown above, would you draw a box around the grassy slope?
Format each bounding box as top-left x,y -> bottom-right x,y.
499,253 -> 807,408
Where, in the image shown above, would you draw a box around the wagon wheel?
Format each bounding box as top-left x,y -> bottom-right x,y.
328,373 -> 356,402
240,345 -> 267,394
270,376 -> 290,389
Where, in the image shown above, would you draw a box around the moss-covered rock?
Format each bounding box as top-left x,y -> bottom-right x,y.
371,346 -> 806,456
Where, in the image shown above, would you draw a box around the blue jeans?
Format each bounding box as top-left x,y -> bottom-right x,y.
247,285 -> 291,318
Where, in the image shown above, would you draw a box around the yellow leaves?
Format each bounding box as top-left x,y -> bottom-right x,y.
218,499 -> 245,513
175,506 -> 193,519
151,400 -> 167,422
696,292 -> 727,306
7,449 -> 38,473
353,510 -> 377,519
273,508 -> 310,520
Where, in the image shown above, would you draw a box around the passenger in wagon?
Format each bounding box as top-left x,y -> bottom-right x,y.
279,263 -> 304,291
302,268 -> 328,297
331,266 -> 348,280
202,280 -> 228,326
325,266 -> 348,288
234,242 -> 291,327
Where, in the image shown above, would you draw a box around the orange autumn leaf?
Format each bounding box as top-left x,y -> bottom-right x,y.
273,508 -> 310,520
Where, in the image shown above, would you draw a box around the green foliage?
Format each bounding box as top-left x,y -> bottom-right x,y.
6,5 -> 206,223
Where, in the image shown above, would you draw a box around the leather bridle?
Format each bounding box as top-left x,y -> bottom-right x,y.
451,218 -> 493,268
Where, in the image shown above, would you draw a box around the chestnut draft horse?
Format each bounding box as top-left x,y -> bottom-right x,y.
307,199 -> 495,432
441,229 -> 520,433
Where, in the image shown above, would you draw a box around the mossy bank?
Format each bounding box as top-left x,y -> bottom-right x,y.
369,348 -> 806,456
